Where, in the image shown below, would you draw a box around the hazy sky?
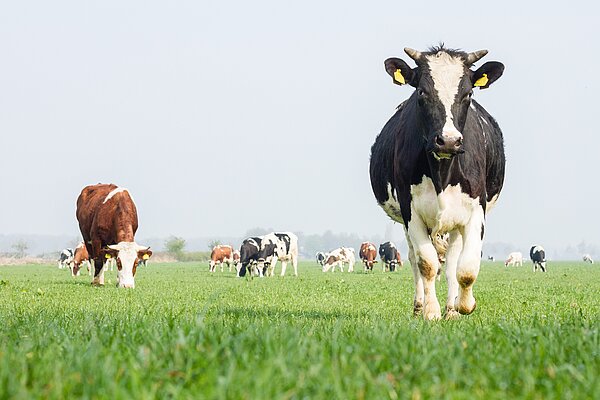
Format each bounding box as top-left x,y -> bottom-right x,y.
1,1 -> 598,250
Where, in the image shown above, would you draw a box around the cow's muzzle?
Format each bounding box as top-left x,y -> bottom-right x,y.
431,134 -> 464,159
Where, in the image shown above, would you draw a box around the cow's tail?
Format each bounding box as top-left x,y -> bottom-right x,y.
432,233 -> 448,264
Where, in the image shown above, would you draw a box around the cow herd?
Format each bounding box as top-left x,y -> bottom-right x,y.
49,45 -> 593,321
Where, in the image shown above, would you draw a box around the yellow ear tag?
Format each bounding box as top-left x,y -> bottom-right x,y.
105,254 -> 112,259
142,254 -> 150,260
474,73 -> 489,87
394,69 -> 405,84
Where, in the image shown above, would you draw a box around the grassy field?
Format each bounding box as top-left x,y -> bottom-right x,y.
0,261 -> 598,399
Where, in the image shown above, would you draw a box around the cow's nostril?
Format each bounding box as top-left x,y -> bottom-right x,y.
455,137 -> 463,146
436,135 -> 445,146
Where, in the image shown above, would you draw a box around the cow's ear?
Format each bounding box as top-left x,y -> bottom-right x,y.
384,58 -> 416,87
137,248 -> 152,260
100,248 -> 119,260
472,61 -> 504,89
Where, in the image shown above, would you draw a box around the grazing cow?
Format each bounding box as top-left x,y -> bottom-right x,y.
487,255 -> 495,262
530,246 -> 547,272
256,232 -> 299,277
322,247 -> 356,273
58,248 -> 74,269
379,241 -> 403,272
76,184 -> 152,288
359,242 -> 378,271
237,237 -> 263,277
71,241 -> 92,276
583,254 -> 594,264
504,252 -> 523,267
209,245 -> 235,272
316,252 -> 328,267
369,45 -> 505,319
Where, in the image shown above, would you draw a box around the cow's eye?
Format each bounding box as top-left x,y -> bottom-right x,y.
418,88 -> 426,97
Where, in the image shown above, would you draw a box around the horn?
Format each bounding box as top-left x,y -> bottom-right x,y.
467,50 -> 488,64
404,47 -> 422,62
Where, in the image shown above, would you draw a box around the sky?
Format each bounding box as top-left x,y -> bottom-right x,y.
0,1 -> 598,252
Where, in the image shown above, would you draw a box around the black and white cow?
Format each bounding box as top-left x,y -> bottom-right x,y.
237,237 -> 263,277
256,232 -> 299,277
370,45 -> 505,320
379,241 -> 401,272
58,248 -> 74,269
316,252 -> 328,267
583,254 -> 594,264
530,245 -> 547,272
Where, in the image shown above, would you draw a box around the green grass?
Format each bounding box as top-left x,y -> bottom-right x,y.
0,261 -> 598,399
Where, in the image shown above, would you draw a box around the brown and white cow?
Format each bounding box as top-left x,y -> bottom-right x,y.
209,245 -> 235,272
71,241 -> 91,277
359,242 -> 378,272
322,247 -> 356,272
76,184 -> 152,288
504,252 -> 523,267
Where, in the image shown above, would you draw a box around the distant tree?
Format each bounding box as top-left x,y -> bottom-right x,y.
208,239 -> 222,251
11,240 -> 29,258
165,236 -> 186,261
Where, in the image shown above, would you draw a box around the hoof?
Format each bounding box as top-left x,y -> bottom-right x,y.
456,301 -> 476,315
91,282 -> 104,287
444,308 -> 461,320
413,301 -> 423,316
423,302 -> 442,321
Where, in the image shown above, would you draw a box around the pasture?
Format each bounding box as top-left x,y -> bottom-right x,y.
0,261 -> 598,399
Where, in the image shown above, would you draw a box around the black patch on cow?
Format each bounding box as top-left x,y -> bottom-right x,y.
238,237 -> 262,277
274,233 -> 291,254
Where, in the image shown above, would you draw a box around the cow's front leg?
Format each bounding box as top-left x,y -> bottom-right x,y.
444,230 -> 462,319
408,221 -> 441,320
455,208 -> 485,315
406,239 -> 424,316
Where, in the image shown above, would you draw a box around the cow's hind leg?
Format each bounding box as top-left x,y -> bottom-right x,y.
455,209 -> 484,315
444,231 -> 462,319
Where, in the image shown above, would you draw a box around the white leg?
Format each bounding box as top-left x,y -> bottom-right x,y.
454,207 -> 485,315
407,218 -> 441,320
406,231 -> 424,317
444,230 -> 462,319
292,256 -> 298,276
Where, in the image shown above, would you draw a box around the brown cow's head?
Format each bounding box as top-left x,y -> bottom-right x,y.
101,242 -> 152,288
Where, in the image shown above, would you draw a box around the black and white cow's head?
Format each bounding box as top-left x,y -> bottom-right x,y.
384,46 -> 504,160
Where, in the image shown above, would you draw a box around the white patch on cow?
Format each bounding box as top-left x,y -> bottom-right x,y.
470,103 -> 476,111
480,116 -> 489,126
103,187 -> 127,204
108,241 -> 147,288
381,183 -> 404,224
486,193 -> 500,212
410,177 -> 480,237
426,52 -> 465,139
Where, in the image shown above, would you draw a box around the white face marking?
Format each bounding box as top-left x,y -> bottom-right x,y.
103,187 -> 127,204
109,241 -> 144,288
426,52 -> 465,139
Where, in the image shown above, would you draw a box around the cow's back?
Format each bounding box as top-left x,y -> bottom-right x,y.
76,184 -> 138,249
